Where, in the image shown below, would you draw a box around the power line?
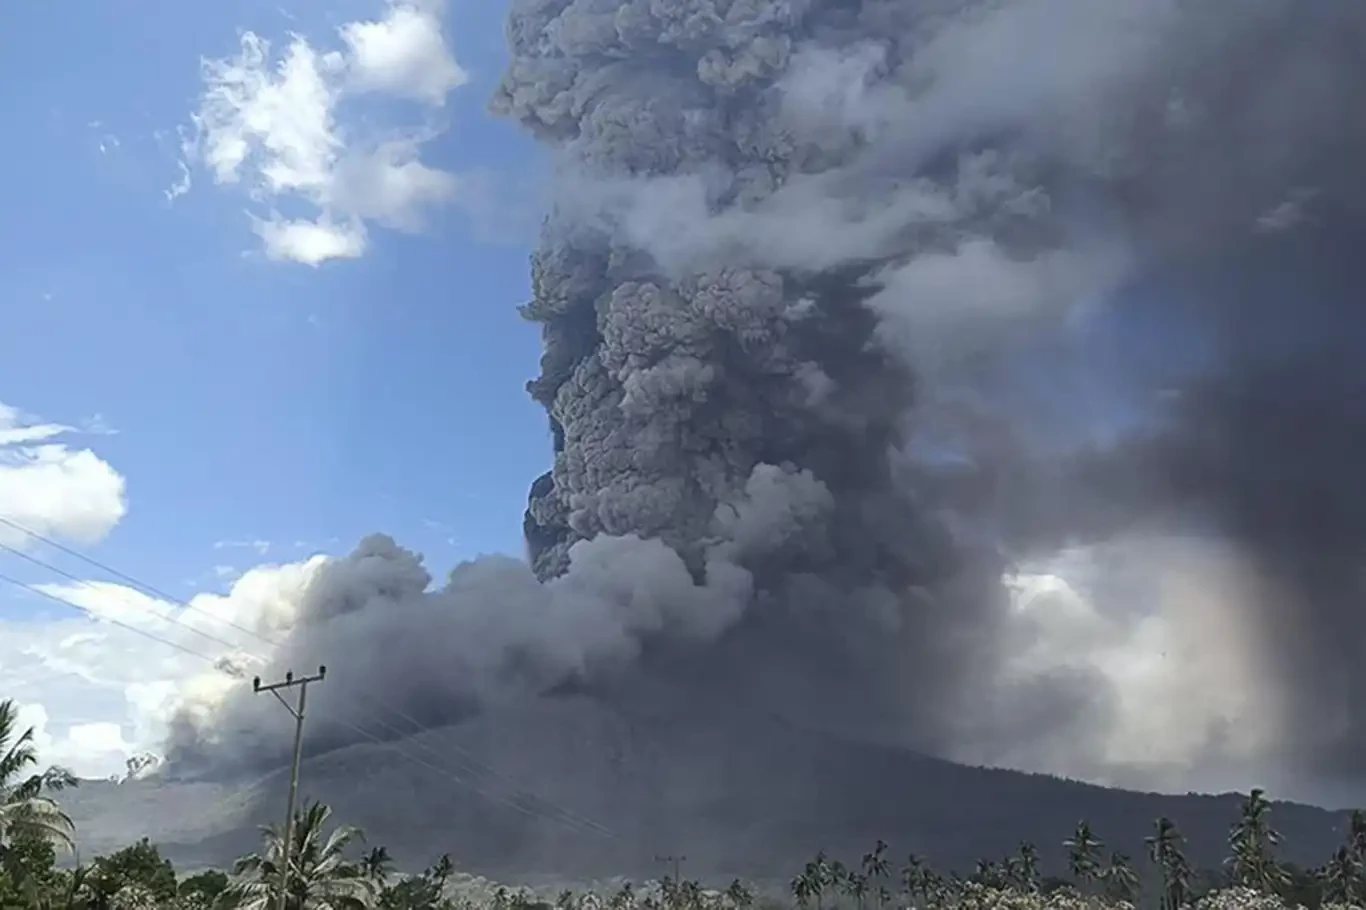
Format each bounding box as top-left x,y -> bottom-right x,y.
0,567 -> 610,836
0,516 -> 272,646
0,541 -> 245,656
0,572 -> 610,844
0,569 -> 226,664
0,645 -> 278,841
0,520 -> 615,837
0,514 -> 613,836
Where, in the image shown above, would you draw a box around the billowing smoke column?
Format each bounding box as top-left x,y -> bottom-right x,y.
168,0 -> 1366,800
490,0 -> 1366,779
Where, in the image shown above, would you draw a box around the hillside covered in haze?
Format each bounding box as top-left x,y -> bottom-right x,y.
63,692 -> 1350,884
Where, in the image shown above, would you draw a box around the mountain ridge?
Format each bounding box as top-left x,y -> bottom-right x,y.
59,693 -> 1355,884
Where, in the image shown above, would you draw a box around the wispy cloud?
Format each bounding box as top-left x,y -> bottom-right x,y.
212,539 -> 271,556
212,565 -> 242,582
178,0 -> 470,265
165,159 -> 193,203
78,414 -> 119,437
421,517 -> 461,547
291,537 -> 339,552
87,120 -> 122,157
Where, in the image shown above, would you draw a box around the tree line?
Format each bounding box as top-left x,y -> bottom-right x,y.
4,699 -> 1366,910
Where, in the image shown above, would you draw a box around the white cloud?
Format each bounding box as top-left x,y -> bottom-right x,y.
14,703 -> 137,781
253,215 -> 368,265
978,535 -> 1285,791
0,403 -> 127,548
341,1 -> 468,104
1,558 -> 326,778
181,0 -> 469,265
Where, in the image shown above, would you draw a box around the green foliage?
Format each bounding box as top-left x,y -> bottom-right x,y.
224,799 -> 375,910
1148,816 -> 1195,910
179,870 -> 230,906
0,700 -> 77,854
85,838 -> 179,910
1099,853 -> 1137,904
378,856 -> 460,910
378,874 -> 446,910
0,866 -> 29,908
1064,822 -> 1104,891
1318,846 -> 1357,906
0,705 -> 1361,910
1227,790 -> 1290,895
0,824 -> 63,909
1276,862 -> 1322,910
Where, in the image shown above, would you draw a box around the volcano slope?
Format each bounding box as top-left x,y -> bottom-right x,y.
65,686 -> 1346,883
156,0 -> 1366,834
107,0 -> 1366,885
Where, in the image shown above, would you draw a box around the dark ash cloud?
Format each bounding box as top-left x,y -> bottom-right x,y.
166,0 -> 1366,802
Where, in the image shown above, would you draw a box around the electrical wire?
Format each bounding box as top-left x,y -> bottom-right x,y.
1,514 -> 598,821
1,566 -> 610,835
0,528 -> 615,837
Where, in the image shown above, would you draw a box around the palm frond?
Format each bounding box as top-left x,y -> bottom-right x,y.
0,701 -> 40,787
0,795 -> 76,851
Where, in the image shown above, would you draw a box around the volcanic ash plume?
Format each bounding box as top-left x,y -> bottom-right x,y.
168,0 -> 1366,797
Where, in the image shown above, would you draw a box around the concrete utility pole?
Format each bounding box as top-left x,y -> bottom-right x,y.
656,854 -> 687,883
254,666 -> 326,910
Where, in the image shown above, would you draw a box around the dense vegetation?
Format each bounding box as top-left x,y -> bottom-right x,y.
4,699 -> 1366,910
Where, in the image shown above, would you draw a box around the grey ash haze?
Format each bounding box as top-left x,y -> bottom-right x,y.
165,0 -> 1366,806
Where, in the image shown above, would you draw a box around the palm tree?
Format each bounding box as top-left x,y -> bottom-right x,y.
845,871 -> 870,910
828,859 -> 849,896
611,882 -> 637,910
807,853 -> 833,910
724,880 -> 752,910
1147,817 -> 1193,910
1017,843 -> 1040,893
1348,810 -> 1366,867
1320,846 -> 1357,905
1227,788 -> 1289,893
430,854 -> 454,890
791,870 -> 815,910
677,879 -> 703,910
360,846 -> 393,887
1064,821 -> 1104,891
862,842 -> 890,909
1002,857 -> 1023,892
225,800 -> 375,910
971,860 -> 1000,889
901,855 -> 927,910
1103,852 -> 1140,903
0,700 -> 76,853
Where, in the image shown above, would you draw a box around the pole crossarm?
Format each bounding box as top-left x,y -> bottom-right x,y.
254,666 -> 326,910
655,854 -> 687,884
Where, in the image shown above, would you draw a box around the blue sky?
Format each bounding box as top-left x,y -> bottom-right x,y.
2,0 -> 545,580
0,0 -> 557,773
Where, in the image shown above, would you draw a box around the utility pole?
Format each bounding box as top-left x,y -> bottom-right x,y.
656,854 -> 686,883
254,666 -> 326,910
